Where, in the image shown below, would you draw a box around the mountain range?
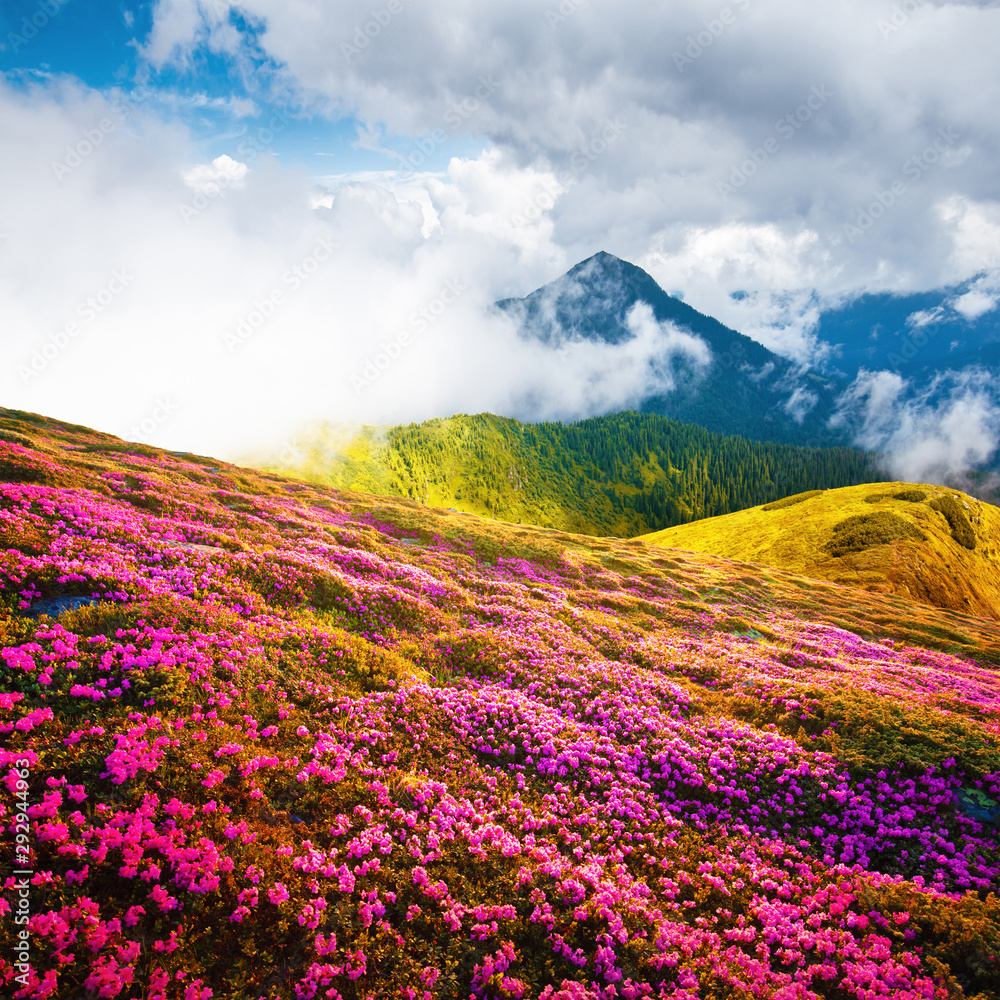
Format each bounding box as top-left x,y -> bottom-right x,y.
496,251 -> 844,446
496,252 -> 1000,491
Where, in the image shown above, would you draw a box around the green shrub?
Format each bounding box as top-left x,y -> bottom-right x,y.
763,490 -> 824,511
708,681 -> 1000,778
825,512 -> 923,557
865,489 -> 927,504
0,429 -> 36,448
929,495 -> 976,550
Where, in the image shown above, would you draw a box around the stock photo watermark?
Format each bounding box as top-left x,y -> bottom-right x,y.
673,0 -> 752,71
179,109 -> 297,223
51,88 -> 152,182
351,279 -> 466,392
510,117 -> 627,227
235,108 -> 295,167
878,0 -> 929,40
224,237 -> 338,352
18,268 -> 134,384
884,319 -> 944,373
397,76 -> 500,181
125,397 -> 180,443
880,253 -> 999,371
9,757 -> 34,989
341,0 -> 414,61
545,0 -> 587,27
4,0 -> 71,54
717,84 -> 833,198
843,126 -> 959,243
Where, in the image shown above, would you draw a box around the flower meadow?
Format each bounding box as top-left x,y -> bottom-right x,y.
1,412 -> 1000,999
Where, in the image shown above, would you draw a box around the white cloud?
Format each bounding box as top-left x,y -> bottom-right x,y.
0,78 -> 696,460
952,288 -> 998,321
139,0 -> 1000,320
831,367 -> 1000,483
143,0 -> 245,69
829,369 -> 908,447
181,154 -> 247,192
640,224 -> 837,363
624,300 -> 713,391
783,386 -> 819,425
906,306 -> 946,329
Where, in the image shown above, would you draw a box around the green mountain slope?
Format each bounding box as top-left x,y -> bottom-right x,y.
641,482 -> 1000,619
258,411 -> 887,536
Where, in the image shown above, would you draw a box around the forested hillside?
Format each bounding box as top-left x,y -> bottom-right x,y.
264,411 -> 887,536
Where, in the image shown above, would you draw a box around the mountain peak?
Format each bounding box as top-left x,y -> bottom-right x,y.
572,249 -> 629,269
495,253 -> 844,445
496,252 -> 675,346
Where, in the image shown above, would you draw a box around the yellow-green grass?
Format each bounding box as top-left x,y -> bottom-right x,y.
639,482 -> 1000,620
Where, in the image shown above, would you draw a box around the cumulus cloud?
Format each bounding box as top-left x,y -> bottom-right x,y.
139,0 -> 1000,356
953,288 -> 998,321
831,367 -> 1000,484
182,154 -> 247,193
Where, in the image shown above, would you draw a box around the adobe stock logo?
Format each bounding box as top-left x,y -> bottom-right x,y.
225,237 -> 339,352
673,0 -> 753,71
18,269 -> 135,384
127,397 -> 180,442
878,0 -> 929,40
351,279 -> 465,392
4,0 -> 71,54
396,76 -> 500,182
717,85 -> 833,199
843,127 -> 959,243
51,88 -> 151,182
340,0 -> 414,61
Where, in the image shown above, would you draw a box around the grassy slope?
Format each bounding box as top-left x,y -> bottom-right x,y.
256,411 -> 885,537
641,482 -> 1000,620
264,418 -> 602,534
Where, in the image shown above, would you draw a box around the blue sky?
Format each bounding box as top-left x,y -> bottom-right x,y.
0,0 -> 477,176
0,1 -> 150,89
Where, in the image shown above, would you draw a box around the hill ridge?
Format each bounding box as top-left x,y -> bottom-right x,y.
642,480 -> 1000,620
258,409 -> 886,537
